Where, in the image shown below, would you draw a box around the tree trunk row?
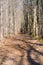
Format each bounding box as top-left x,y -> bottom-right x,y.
0,0 -> 43,40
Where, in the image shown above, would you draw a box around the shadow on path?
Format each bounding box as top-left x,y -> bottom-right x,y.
15,38 -> 43,65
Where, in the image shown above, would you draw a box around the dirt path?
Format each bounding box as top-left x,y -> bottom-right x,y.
0,34 -> 43,65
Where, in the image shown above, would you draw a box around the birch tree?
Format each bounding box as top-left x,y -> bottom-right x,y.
0,0 -> 4,40
14,0 -> 24,34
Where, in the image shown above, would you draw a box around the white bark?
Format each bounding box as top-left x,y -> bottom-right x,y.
0,1 -> 4,40
33,6 -> 38,36
9,0 -> 13,35
3,0 -> 9,37
14,0 -> 24,34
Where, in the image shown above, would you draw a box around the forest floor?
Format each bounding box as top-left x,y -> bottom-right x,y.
0,34 -> 43,65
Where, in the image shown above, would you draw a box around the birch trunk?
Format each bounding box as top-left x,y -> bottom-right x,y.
3,0 -> 9,37
33,6 -> 38,36
14,0 -> 24,34
0,1 -> 4,40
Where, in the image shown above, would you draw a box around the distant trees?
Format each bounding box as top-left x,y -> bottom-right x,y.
0,0 -> 43,40
25,0 -> 43,37
37,0 -> 43,37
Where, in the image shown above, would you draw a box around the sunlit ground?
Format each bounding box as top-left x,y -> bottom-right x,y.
0,34 -> 43,65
